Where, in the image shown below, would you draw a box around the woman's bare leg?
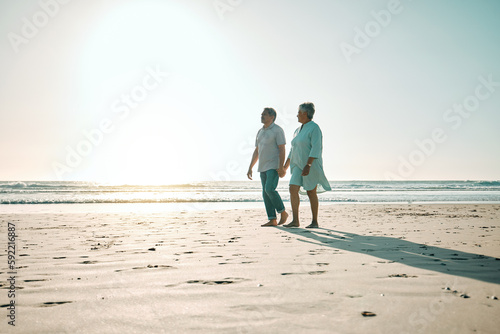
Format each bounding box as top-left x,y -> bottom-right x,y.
306,186 -> 319,228
285,185 -> 301,227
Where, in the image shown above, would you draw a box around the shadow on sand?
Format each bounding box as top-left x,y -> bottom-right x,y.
280,227 -> 500,285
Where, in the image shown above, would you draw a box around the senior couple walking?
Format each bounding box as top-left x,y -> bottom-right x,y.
247,102 -> 331,228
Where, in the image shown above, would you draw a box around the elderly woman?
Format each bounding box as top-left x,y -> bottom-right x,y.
282,102 -> 331,228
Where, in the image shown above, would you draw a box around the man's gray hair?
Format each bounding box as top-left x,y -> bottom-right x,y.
263,107 -> 277,122
299,102 -> 315,119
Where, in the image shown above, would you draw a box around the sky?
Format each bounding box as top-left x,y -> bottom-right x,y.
0,0 -> 499,184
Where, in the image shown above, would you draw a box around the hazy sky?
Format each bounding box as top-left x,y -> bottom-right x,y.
1,0 -> 499,184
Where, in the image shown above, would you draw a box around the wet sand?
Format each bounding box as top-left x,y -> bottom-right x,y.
1,204 -> 499,333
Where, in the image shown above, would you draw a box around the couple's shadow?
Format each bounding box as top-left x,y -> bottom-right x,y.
280,227 -> 500,285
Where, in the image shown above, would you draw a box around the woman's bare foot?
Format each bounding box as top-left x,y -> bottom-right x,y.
305,221 -> 319,228
277,211 -> 289,225
284,220 -> 299,228
261,220 -> 278,227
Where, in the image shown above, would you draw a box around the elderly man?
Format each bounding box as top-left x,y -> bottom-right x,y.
247,108 -> 289,227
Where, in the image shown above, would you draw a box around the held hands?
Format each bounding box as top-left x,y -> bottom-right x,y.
249,167 -> 287,179
278,166 -> 286,178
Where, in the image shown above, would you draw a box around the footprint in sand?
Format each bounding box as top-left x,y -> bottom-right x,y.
388,274 -> 418,278
115,265 -> 177,272
185,277 -> 247,285
187,280 -> 234,285
174,251 -> 195,255
282,272 -> 324,276
40,301 -> 73,307
308,271 -> 327,275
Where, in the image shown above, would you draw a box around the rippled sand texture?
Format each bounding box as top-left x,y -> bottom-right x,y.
1,204 -> 499,333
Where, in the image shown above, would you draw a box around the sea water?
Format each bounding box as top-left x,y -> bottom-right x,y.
1,180 -> 499,205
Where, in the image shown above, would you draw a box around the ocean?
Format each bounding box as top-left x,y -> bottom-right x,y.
1,181 -> 499,209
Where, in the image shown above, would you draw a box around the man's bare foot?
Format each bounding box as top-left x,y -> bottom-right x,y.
305,221 -> 319,228
261,220 -> 278,227
284,220 -> 299,228
277,211 -> 289,225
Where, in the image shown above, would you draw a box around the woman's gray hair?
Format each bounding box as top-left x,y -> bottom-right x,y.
299,102 -> 315,119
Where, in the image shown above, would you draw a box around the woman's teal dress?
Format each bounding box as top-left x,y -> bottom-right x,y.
288,121 -> 331,192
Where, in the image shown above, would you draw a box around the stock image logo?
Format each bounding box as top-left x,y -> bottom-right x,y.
7,0 -> 73,54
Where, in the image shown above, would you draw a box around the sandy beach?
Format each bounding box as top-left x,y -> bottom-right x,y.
1,203 -> 499,333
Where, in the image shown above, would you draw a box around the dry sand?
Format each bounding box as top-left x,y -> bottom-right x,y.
1,204 -> 499,333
